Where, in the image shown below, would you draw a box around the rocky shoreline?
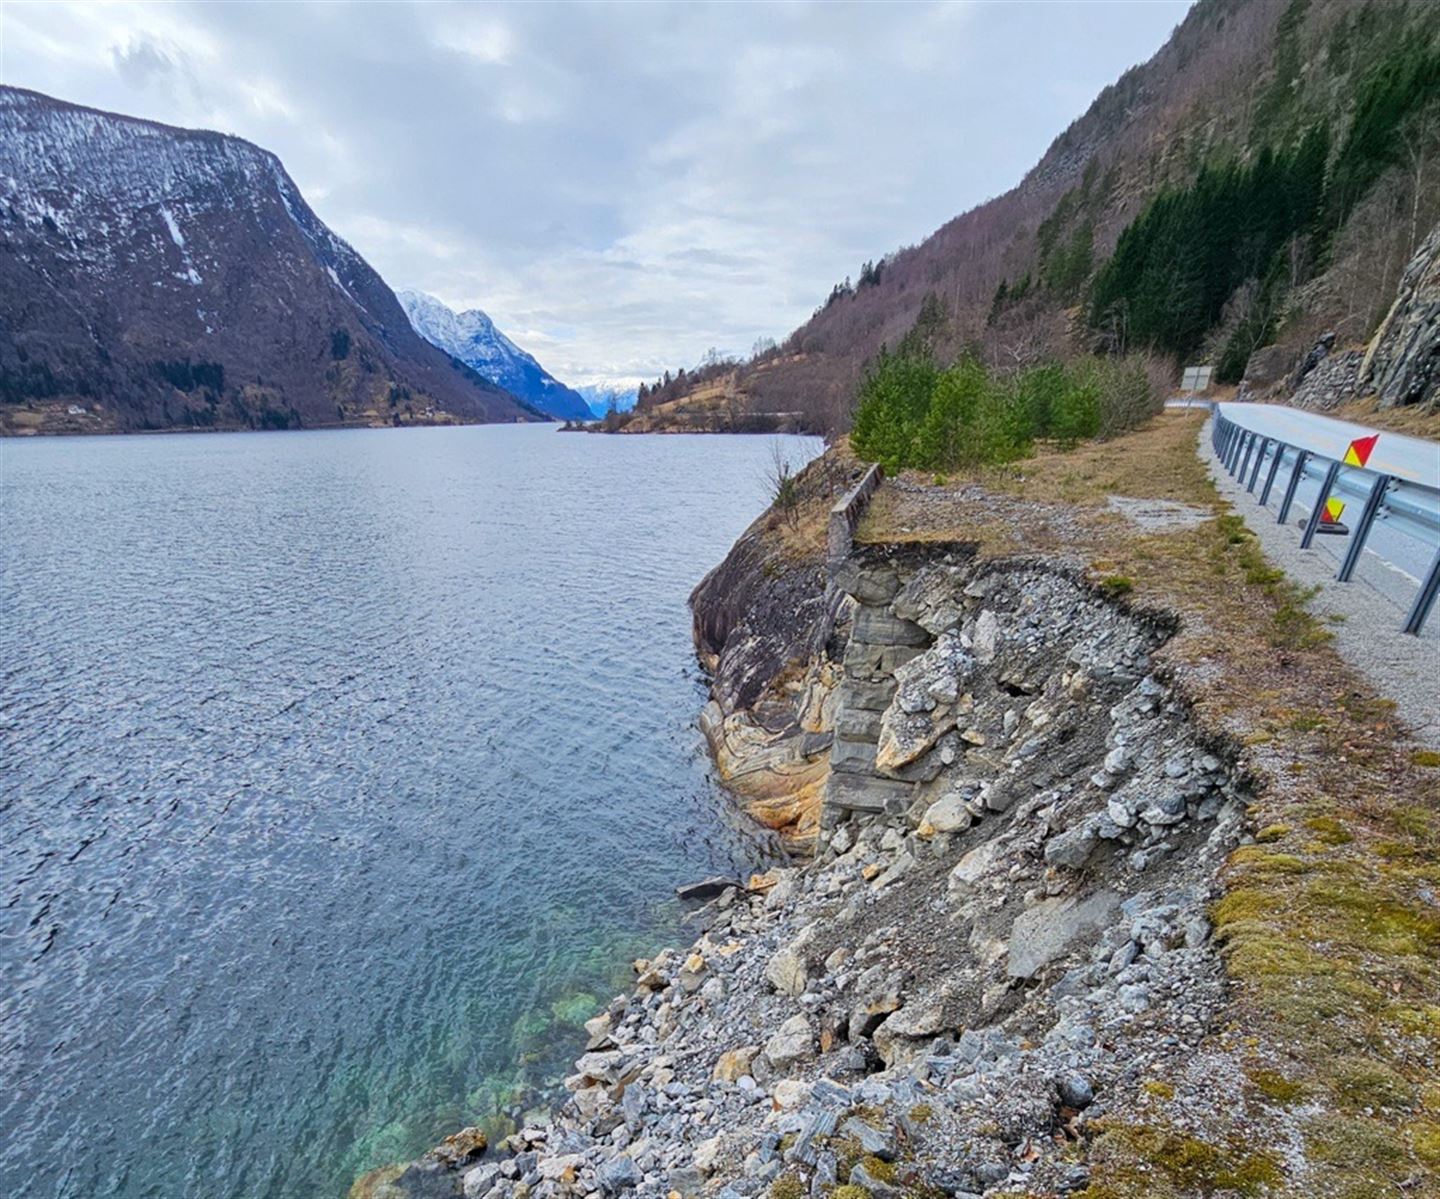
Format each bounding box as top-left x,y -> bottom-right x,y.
360,512 -> 1265,1199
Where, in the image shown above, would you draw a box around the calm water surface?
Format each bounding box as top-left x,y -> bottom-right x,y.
0,424 -> 821,1198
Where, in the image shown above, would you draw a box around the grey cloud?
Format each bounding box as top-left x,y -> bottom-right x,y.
4,0 -> 1190,387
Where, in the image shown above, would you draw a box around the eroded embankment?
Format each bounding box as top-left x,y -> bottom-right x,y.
365,414 -> 1440,1199
365,544 -> 1252,1199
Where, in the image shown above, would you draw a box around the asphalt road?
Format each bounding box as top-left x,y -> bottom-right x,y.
1199,401 -> 1439,621
1201,417 -> 1440,746
1215,401 -> 1439,485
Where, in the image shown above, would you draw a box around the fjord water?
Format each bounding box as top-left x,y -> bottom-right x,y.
0,424 -> 820,1199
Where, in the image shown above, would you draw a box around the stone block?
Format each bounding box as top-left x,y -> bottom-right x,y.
853,607 -> 931,647
825,773 -> 914,814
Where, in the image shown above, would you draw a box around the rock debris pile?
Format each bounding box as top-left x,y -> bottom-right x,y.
382,554 -> 1249,1199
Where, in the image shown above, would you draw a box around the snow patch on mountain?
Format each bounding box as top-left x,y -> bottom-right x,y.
576,382 -> 639,416
397,290 -> 592,421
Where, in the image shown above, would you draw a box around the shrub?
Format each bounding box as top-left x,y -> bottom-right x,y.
849,347 -> 938,474
851,351 -> 1157,473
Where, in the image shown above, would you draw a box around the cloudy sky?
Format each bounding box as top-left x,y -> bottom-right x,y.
1,1 -> 1188,388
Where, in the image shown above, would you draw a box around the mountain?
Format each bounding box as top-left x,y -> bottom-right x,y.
647,0 -> 1440,433
397,291 -> 593,422
575,382 -> 639,417
0,87 -> 538,434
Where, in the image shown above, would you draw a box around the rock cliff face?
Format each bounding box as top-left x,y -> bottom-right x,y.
0,87 -> 535,433
367,549 -> 1247,1199
1252,217 -> 1440,416
1360,220 -> 1440,414
688,452 -> 864,848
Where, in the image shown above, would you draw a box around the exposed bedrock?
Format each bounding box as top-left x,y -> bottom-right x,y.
688,454 -> 864,849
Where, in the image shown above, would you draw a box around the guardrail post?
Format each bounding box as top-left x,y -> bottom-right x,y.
1336,474 -> 1391,583
1259,442 -> 1287,505
1403,548 -> 1440,635
1246,437 -> 1269,492
1229,430 -> 1248,474
1238,434 -> 1256,482
1299,460 -> 1341,549
1405,544 -> 1440,630
1276,450 -> 1310,524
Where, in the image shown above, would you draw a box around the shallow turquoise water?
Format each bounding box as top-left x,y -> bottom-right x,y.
0,424 -> 821,1198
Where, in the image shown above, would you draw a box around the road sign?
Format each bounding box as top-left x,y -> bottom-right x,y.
1316,495 -> 1349,535
1343,434 -> 1378,468
1181,365 -> 1212,392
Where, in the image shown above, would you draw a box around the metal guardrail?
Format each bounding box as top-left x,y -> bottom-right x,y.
1209,407 -> 1440,634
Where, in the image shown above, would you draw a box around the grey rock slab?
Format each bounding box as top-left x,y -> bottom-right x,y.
1008,891 -> 1122,979
825,773 -> 914,814
853,607 -> 931,648
840,679 -> 898,712
1043,819 -> 1101,869
833,563 -> 900,605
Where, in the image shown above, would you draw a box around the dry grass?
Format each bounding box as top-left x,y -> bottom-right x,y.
853,410 -> 1440,1195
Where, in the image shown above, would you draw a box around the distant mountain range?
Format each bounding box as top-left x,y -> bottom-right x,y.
576,382 -> 639,416
397,291 -> 593,422
0,86 -> 537,434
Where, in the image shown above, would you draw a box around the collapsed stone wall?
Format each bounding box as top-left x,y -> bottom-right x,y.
377,550 -> 1251,1199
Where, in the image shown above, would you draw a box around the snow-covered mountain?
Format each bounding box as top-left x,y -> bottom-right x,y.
397,291 -> 593,422
576,382 -> 639,417
0,86 -> 534,433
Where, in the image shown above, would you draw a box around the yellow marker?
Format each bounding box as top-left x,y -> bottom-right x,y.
1322,497 -> 1345,524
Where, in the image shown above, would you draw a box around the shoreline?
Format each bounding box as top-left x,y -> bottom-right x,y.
360,418 -> 1440,1198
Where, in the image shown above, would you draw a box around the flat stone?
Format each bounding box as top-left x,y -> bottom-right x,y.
596,1155 -> 643,1194
537,1153 -> 585,1183
839,1115 -> 898,1160
1044,819 -> 1100,869
766,947 -> 808,997
972,609 -> 1001,662
833,562 -> 901,605
844,640 -> 924,680
835,707 -> 883,742
1008,891 -> 1121,979
949,840 -> 1004,893
712,1045 -> 759,1082
830,738 -> 877,775
463,1163 -> 501,1199
675,876 -> 739,902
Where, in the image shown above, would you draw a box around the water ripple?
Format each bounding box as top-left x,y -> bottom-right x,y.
0,425 -> 821,1199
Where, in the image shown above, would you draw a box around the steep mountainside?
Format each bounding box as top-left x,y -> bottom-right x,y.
652,0 -> 1440,433
0,87 -> 537,434
398,291 -> 593,422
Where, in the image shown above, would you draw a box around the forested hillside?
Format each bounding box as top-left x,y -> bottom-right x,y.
644,0 -> 1440,435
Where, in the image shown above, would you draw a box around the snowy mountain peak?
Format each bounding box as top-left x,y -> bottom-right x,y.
398,290 -> 593,422
0,86 -> 532,432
